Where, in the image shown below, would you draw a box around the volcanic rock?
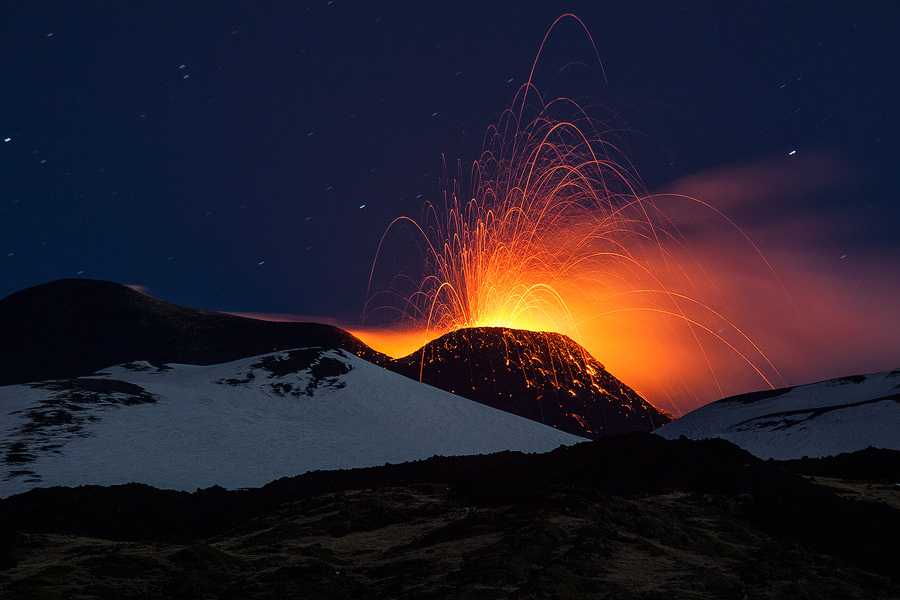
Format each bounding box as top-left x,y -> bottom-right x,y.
389,326 -> 672,438
2,435 -> 898,597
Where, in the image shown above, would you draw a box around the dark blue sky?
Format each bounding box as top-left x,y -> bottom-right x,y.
2,1 -> 897,328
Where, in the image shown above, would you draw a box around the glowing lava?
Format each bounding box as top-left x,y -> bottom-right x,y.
359,15 -> 786,415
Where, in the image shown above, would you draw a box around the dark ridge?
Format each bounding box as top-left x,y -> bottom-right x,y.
713,386 -> 796,405
387,326 -> 672,438
0,279 -> 388,387
833,374 -> 869,385
715,370 -> 900,408
29,378 -> 153,399
1,434 -> 898,582
782,446 -> 900,482
730,394 -> 900,432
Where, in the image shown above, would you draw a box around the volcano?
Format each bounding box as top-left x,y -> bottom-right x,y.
0,279 -> 669,439
390,327 -> 672,438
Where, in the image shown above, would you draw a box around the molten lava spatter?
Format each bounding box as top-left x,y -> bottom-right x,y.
364,15 -> 785,416
389,327 -> 672,439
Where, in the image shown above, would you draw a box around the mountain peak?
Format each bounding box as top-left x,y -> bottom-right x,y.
0,278 -> 385,386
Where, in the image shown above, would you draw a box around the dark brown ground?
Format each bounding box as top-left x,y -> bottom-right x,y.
1,434 -> 898,599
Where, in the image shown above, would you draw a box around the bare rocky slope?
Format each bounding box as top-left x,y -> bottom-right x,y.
0,434 -> 898,598
392,326 -> 672,438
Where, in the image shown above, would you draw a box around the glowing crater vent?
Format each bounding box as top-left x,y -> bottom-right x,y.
363,15 -> 786,416
389,326 -> 673,439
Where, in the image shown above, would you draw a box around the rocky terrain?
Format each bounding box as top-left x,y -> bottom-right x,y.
392,326 -> 672,438
1,434 -> 898,598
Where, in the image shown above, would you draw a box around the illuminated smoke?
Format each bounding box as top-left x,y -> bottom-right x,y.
358,16 -> 898,416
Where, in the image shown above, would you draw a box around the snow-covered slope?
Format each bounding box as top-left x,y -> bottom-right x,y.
0,348 -> 584,497
656,368 -> 900,459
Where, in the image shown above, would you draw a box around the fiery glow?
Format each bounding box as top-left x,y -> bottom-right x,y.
345,325 -> 430,359
361,15 -> 789,415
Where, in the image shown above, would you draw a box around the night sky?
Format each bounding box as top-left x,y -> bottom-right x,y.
2,2 -> 898,411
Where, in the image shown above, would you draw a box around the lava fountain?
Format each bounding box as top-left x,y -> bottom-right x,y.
358,15 -> 786,416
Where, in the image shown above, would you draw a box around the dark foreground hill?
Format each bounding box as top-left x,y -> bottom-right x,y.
1,434 -> 898,598
391,327 -> 672,438
0,279 -> 387,387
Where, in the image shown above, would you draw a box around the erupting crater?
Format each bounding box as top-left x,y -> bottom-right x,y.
363,15 -> 784,416
389,326 -> 673,438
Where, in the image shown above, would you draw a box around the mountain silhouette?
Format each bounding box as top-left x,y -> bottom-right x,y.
0,279 -> 386,387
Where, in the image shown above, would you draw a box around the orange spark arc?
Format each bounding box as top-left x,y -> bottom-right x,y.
359,15 -> 787,416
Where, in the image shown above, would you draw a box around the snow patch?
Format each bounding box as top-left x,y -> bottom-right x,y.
0,349 -> 584,497
656,368 -> 900,459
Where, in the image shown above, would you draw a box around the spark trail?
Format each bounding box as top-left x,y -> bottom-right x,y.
360,15 -> 786,415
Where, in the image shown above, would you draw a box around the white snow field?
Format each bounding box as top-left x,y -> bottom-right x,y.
0,348 -> 585,498
656,368 -> 900,459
